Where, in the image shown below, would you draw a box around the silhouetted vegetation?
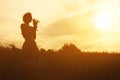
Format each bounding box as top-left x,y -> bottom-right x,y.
0,44 -> 120,80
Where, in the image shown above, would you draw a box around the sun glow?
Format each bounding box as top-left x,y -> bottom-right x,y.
94,12 -> 113,30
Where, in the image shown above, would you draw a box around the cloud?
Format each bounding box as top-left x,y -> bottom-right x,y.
42,14 -> 99,38
39,14 -> 101,50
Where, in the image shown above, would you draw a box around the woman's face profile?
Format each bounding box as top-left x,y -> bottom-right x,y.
23,12 -> 32,23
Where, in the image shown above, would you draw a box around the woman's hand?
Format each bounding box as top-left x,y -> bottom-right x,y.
33,19 -> 39,27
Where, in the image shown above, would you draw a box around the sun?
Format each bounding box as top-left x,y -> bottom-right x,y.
94,12 -> 112,30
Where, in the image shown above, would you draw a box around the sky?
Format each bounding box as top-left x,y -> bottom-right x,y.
0,0 -> 120,52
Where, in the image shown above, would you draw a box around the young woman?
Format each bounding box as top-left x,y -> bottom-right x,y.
21,12 -> 41,65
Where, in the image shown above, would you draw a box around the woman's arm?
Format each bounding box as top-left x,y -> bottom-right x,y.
21,24 -> 29,40
32,19 -> 39,39
33,19 -> 39,28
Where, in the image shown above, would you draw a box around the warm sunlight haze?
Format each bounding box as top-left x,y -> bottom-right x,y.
0,0 -> 120,52
1,1 -> 120,80
94,12 -> 112,30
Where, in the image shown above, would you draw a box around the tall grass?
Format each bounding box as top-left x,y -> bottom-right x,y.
0,44 -> 120,80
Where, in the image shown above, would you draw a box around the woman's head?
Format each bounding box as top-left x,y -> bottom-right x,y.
23,12 -> 32,23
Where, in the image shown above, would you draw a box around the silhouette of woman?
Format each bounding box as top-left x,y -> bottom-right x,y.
21,12 -> 40,65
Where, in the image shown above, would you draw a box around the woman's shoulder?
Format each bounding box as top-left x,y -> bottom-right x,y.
21,24 -> 27,30
21,23 -> 24,27
21,23 -> 27,29
21,23 -> 25,26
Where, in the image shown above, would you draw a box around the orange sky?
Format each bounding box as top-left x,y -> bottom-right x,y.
0,0 -> 120,52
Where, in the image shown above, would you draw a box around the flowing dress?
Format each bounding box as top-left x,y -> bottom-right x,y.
21,23 -> 40,65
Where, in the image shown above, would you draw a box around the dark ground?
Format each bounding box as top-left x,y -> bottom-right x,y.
0,44 -> 120,80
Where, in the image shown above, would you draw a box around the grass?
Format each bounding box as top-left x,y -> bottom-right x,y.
0,44 -> 120,80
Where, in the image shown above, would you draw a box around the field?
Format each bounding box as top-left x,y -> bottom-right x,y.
0,44 -> 120,80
